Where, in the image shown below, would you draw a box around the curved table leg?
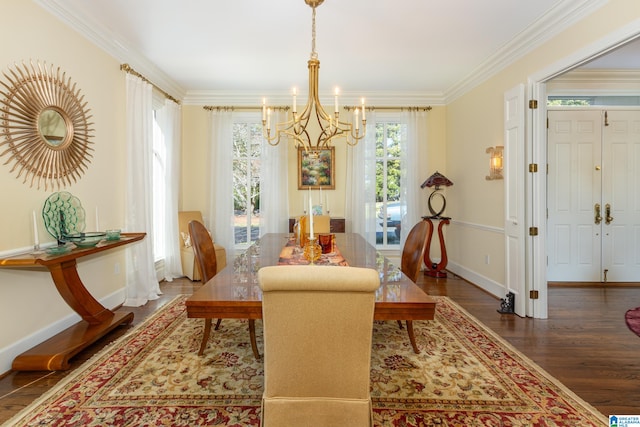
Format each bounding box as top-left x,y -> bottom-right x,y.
49,260 -> 115,324
249,319 -> 260,360
424,218 -> 450,278
198,319 -> 260,359
198,319 -> 213,356
406,320 -> 420,354
12,259 -> 134,371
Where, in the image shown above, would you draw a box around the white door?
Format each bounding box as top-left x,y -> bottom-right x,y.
504,85 -> 527,316
602,110 -> 640,281
547,109 -> 640,282
547,110 -> 602,281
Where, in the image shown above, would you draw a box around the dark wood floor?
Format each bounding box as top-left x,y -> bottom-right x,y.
1,273 -> 638,423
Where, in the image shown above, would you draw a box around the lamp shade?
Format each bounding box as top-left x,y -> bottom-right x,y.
420,171 -> 453,190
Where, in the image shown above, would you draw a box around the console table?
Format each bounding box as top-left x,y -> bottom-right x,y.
0,232 -> 145,371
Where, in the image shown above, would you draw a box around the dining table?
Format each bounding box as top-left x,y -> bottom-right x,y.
186,233 -> 437,355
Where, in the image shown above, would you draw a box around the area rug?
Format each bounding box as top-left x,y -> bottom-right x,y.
5,296 -> 606,426
625,306 -> 640,337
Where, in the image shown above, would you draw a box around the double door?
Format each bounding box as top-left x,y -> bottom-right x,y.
547,109 -> 640,282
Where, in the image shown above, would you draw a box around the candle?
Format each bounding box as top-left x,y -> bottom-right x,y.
361,98 -> 366,120
334,88 -> 339,114
308,195 -> 314,239
292,87 -> 297,114
32,210 -> 39,248
355,109 -> 360,130
267,108 -> 271,130
262,98 -> 266,121
95,206 -> 100,231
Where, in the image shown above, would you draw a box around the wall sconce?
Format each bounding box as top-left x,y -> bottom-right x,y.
485,145 -> 504,180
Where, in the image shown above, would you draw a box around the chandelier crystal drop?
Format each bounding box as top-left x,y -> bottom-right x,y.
262,0 -> 366,152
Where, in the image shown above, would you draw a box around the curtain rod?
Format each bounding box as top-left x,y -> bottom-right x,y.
344,106 -> 432,112
203,106 -> 289,111
120,64 -> 180,105
203,105 -> 431,112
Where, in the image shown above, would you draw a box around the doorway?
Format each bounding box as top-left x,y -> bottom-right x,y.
547,108 -> 640,282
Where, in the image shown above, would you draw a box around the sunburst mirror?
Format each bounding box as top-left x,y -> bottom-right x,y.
0,61 -> 94,190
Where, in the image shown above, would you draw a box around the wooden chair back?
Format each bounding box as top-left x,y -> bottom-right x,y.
401,220 -> 429,283
188,220 -> 218,283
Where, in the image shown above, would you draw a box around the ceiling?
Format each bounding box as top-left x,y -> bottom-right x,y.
38,0 -> 633,104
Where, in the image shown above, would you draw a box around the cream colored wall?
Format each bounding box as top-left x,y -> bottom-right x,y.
445,0 -> 640,293
0,0 -> 128,373
180,105 -> 210,216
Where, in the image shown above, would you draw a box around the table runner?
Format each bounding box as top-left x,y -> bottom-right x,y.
278,237 -> 348,266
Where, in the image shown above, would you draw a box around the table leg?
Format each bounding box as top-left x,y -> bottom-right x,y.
405,320 -> 420,354
249,319 -> 261,359
12,259 -> 134,371
49,259 -> 114,324
424,218 -> 450,278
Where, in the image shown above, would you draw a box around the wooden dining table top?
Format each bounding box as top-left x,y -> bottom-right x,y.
185,233 -> 436,321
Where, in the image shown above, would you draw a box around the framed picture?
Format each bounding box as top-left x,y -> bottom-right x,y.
298,147 -> 335,189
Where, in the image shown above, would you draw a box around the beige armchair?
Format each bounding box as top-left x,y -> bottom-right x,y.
178,211 -> 226,281
300,214 -> 331,234
258,265 -> 379,427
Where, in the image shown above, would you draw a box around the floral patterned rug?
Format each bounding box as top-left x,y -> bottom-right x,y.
6,296 -> 606,426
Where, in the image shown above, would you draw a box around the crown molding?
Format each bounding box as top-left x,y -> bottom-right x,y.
552,69 -> 640,83
182,90 -> 446,107
35,0 -> 186,101
444,0 -> 608,103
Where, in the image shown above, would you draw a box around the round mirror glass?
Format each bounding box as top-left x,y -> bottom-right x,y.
38,108 -> 69,147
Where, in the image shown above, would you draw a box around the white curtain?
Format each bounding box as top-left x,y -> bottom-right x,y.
156,98 -> 182,281
260,109 -> 289,235
124,74 -> 161,306
207,109 -> 235,262
346,110 -> 377,245
399,109 -> 428,248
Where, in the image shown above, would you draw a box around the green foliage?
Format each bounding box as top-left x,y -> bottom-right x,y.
547,99 -> 591,106
232,123 -> 262,212
375,122 -> 403,202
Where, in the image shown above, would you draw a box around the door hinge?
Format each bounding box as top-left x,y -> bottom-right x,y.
604,111 -> 609,126
529,227 -> 538,236
529,163 -> 538,173
530,290 -> 539,299
529,99 -> 538,109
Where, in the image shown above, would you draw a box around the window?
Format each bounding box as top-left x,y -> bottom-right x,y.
152,112 -> 166,262
375,119 -> 406,247
232,117 -> 262,247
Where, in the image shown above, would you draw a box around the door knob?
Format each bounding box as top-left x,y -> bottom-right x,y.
594,203 -> 602,225
605,203 -> 614,225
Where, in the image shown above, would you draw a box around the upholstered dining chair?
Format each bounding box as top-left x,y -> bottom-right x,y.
189,220 -> 259,359
258,265 -> 379,427
399,219 -> 430,353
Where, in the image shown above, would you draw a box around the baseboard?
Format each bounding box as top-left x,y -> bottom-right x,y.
0,288 -> 127,376
447,260 -> 506,299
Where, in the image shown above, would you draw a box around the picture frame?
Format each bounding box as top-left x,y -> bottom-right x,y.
297,147 -> 335,189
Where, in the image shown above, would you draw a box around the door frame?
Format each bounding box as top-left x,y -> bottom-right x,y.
527,20 -> 640,319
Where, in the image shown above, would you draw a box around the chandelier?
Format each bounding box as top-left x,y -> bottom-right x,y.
262,0 -> 366,151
